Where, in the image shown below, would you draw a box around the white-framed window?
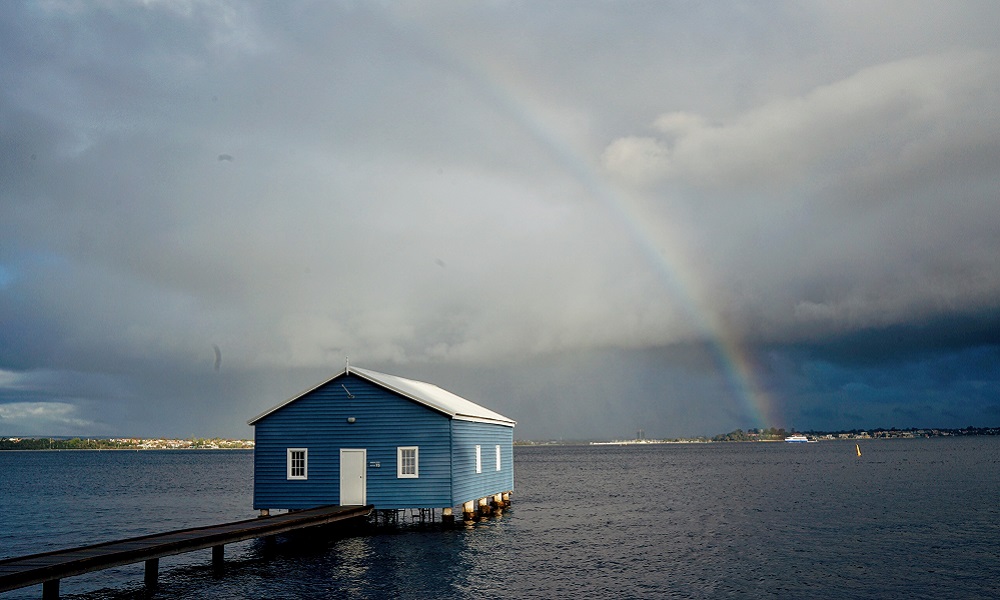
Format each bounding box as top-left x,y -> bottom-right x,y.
287,448 -> 308,480
397,446 -> 419,478
496,444 -> 502,471
475,445 -> 482,474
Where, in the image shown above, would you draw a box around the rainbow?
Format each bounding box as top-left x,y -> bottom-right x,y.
401,21 -> 779,429
567,149 -> 780,431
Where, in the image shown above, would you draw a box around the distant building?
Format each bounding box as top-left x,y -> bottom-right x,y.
248,366 -> 515,513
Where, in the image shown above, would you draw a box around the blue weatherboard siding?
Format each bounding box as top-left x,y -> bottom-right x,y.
253,374 -> 453,510
450,419 -> 514,505
252,370 -> 515,511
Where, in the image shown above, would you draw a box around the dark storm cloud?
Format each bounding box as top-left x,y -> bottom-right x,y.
789,310 -> 1000,368
2,1 -> 999,437
768,341 -> 1000,432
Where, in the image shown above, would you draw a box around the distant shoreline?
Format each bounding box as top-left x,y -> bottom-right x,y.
517,426 -> 1000,446
0,447 -> 255,452
0,437 -> 254,451
7,426 -> 999,451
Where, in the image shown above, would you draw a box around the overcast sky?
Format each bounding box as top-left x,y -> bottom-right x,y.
2,1 -> 999,440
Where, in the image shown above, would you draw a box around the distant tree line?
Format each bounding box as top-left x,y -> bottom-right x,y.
712,428 -> 788,442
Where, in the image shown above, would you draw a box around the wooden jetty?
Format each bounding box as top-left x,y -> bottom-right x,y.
0,504 -> 373,599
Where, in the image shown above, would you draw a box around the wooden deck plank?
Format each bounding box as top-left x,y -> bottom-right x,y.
0,504 -> 372,593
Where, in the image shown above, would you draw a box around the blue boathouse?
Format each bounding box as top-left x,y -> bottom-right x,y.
248,365 -> 515,518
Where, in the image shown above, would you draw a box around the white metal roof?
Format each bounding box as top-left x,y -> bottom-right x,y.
248,366 -> 515,427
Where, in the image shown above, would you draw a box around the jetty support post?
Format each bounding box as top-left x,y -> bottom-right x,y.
42,579 -> 59,600
442,507 -> 454,525
462,500 -> 475,522
502,491 -> 511,507
477,497 -> 490,519
144,558 -> 159,590
212,544 -> 225,578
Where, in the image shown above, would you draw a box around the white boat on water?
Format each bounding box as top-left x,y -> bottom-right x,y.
784,434 -> 810,443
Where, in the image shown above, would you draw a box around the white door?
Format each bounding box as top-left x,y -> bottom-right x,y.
339,449 -> 367,505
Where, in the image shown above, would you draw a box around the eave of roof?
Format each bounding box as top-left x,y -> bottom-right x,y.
247,366 -> 516,427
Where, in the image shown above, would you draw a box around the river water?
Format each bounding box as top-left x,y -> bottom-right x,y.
2,438 -> 999,599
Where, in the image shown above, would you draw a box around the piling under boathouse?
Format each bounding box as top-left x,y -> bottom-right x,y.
248,365 -> 515,522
